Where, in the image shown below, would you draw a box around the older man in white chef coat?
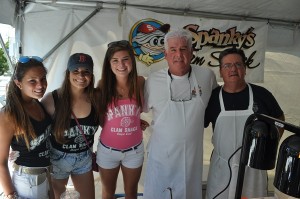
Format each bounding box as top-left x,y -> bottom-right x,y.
143,29 -> 218,199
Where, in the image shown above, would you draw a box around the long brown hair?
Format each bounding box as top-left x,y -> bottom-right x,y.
52,70 -> 97,144
4,59 -> 47,149
98,41 -> 142,124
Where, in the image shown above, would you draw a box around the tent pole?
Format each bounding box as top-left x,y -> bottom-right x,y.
42,4 -> 102,61
0,33 -> 14,72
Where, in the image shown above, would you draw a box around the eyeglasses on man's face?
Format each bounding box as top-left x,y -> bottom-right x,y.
221,62 -> 244,70
107,40 -> 130,48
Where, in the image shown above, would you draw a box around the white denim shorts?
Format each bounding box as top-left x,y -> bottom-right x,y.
96,141 -> 144,169
11,169 -> 50,199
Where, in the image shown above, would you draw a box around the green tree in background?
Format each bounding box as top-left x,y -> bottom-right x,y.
0,41 -> 9,76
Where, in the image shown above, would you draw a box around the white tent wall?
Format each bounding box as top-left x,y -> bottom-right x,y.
0,0 -> 16,26
264,25 -> 300,125
21,3 -> 124,90
19,3 -> 300,123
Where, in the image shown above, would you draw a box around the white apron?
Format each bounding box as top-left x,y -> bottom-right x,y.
144,70 -> 205,199
206,84 -> 268,199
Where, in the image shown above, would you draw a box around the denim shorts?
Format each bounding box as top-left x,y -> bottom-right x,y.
50,148 -> 92,179
96,141 -> 144,169
11,170 -> 50,199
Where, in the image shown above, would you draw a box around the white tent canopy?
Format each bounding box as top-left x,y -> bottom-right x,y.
1,0 -> 299,122
0,2 -> 299,130
2,0 -> 300,26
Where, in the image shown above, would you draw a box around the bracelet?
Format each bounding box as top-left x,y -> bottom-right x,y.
4,191 -> 18,199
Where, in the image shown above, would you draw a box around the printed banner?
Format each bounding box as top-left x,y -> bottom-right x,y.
123,7 -> 268,82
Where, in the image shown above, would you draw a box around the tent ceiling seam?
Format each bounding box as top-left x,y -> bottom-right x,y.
28,0 -> 300,28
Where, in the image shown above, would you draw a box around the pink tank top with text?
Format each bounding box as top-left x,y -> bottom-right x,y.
100,98 -> 142,149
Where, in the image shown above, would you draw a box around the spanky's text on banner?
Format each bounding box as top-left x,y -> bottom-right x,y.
123,7 -> 268,83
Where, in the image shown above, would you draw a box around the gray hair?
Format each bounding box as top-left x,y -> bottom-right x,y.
164,29 -> 193,50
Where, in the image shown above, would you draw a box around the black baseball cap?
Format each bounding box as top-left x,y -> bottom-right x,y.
67,53 -> 93,73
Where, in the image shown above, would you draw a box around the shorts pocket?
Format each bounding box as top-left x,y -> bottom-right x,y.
50,148 -> 64,161
13,175 -> 31,198
134,142 -> 144,154
98,143 -> 113,154
12,172 -> 49,199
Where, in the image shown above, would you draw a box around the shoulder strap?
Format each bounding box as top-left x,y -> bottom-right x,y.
36,99 -> 51,118
52,90 -> 59,107
71,111 -> 91,149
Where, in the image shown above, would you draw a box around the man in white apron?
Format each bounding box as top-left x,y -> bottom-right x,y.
205,47 -> 285,199
143,29 -> 218,199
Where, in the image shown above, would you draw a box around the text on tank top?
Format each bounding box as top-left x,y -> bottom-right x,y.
100,98 -> 142,149
11,101 -> 52,167
50,90 -> 99,153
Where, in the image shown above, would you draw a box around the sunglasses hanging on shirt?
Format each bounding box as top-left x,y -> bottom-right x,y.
168,68 -> 192,102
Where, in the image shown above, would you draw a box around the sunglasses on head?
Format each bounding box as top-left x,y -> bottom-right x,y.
18,56 -> 43,63
107,40 -> 130,48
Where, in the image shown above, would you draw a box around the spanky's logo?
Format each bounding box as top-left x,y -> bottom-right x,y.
129,19 -> 170,66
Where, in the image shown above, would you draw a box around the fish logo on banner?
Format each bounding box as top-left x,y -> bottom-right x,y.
129,19 -> 170,66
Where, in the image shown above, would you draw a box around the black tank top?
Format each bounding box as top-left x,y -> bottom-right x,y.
11,100 -> 52,167
50,90 -> 99,153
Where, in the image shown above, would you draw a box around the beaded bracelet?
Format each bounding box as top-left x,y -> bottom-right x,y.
3,191 -> 18,199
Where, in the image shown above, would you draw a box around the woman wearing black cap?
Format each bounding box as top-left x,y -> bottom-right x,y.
41,53 -> 99,199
